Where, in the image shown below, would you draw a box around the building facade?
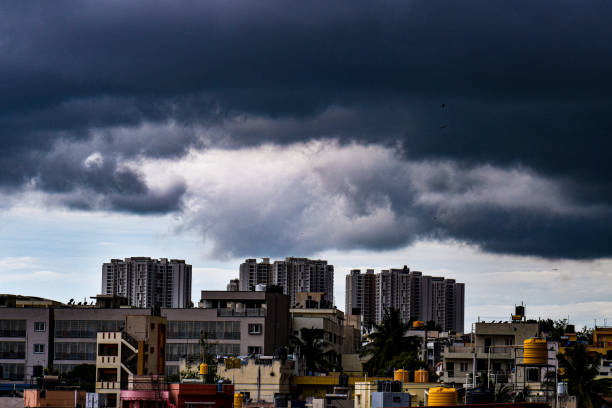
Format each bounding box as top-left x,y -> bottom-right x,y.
441,321 -> 541,385
238,257 -> 334,307
1,290 -> 289,383
272,257 -> 334,307
345,269 -> 377,330
291,305 -> 344,371
102,257 -> 192,308
346,266 -> 464,333
238,258 -> 273,291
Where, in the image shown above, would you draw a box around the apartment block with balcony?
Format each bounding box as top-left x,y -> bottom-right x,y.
53,307 -> 151,374
291,297 -> 344,371
0,307 -> 52,382
441,321 -> 540,385
102,257 -> 192,308
559,326 -> 612,378
164,289 -> 290,376
95,315 -> 167,408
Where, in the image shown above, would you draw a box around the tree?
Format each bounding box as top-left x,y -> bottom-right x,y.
291,327 -> 336,374
558,343 -> 612,408
539,318 -> 568,342
577,326 -> 594,343
61,364 -> 96,392
360,308 -> 424,376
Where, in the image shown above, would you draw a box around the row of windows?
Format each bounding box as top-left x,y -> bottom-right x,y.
54,342 -> 97,360
0,363 -> 24,380
0,320 -> 26,337
167,321 -> 240,339
166,342 -> 241,360
55,320 -> 124,338
0,342 -> 26,359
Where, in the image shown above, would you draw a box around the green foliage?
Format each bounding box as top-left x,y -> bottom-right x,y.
199,331 -> 216,365
577,326 -> 594,343
291,327 -> 338,374
495,384 -> 513,403
360,308 -> 425,376
558,343 -> 612,408
540,318 -> 568,341
60,364 -> 96,392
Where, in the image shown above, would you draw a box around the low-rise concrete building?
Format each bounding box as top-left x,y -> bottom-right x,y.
163,289 -> 290,376
291,306 -> 344,371
441,321 -> 540,385
0,307 -> 52,382
216,357 -> 293,403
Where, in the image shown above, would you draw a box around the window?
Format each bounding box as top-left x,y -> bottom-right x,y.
34,322 -> 46,332
34,344 -> 45,354
248,346 -> 262,355
248,324 -> 262,335
460,362 -> 468,372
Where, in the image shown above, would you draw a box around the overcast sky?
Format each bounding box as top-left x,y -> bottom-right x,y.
1,0 -> 611,328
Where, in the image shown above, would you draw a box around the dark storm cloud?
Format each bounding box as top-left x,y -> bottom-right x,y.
1,0 -> 611,257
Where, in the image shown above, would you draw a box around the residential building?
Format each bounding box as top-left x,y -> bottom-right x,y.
291,302 -> 344,371
272,257 -> 334,307
53,306 -> 151,375
164,289 -> 290,376
345,269 -> 376,330
238,258 -> 273,291
559,326 -> 612,378
342,313 -> 361,354
95,315 -> 167,408
216,357 -> 293,403
347,266 -> 464,332
226,279 -> 239,292
0,306 -> 53,382
102,257 -> 192,308
1,290 -> 289,384
440,320 -> 541,385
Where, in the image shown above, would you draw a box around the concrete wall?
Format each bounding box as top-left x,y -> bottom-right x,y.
217,359 -> 292,402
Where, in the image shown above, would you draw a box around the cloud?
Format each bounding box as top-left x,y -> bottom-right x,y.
0,0 -> 611,259
135,141 -> 612,259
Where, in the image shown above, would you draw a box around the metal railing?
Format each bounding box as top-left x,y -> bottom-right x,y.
217,308 -> 266,317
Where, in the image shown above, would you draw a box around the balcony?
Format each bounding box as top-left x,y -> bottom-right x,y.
96,381 -> 120,390
97,355 -> 119,365
0,352 -> 25,359
443,346 -> 513,359
0,330 -> 26,338
217,308 -> 265,317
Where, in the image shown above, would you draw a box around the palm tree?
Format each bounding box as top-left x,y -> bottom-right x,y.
291,327 -> 336,374
360,308 -> 423,375
557,343 -> 612,408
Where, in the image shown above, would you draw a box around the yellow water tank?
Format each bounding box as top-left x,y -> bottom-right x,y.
428,387 -> 457,406
199,363 -> 208,375
415,369 -> 429,383
234,392 -> 243,408
523,338 -> 547,365
413,320 -> 425,328
394,369 -> 409,382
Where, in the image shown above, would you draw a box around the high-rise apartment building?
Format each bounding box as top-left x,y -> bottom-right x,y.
237,257 -> 334,307
345,269 -> 376,329
272,257 -> 334,307
238,258 -> 273,291
102,257 -> 192,308
347,266 -> 464,333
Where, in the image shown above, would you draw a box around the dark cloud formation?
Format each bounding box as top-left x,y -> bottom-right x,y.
1,0 -> 611,257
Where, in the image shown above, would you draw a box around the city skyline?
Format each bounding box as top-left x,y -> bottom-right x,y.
1,0 -> 611,331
